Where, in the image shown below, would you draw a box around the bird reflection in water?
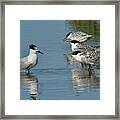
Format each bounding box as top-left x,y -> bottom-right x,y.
71,68 -> 99,95
20,73 -> 39,100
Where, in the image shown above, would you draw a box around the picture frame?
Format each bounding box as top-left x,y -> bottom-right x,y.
0,0 -> 119,119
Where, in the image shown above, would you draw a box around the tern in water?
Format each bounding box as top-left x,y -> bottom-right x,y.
20,44 -> 43,74
72,49 -> 99,66
65,31 -> 92,43
71,48 -> 100,75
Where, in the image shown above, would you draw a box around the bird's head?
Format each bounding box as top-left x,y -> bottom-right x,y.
29,44 -> 43,54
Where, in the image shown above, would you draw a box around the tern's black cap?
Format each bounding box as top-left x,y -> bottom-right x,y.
29,44 -> 37,50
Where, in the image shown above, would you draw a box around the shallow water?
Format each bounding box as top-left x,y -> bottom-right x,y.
20,20 -> 100,100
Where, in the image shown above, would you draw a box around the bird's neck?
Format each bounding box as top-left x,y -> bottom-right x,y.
28,49 -> 38,61
70,43 -> 79,51
29,49 -> 37,55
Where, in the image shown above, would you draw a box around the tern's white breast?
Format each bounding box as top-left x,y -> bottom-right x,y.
28,53 -> 38,68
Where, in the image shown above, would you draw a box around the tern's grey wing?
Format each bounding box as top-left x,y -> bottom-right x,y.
85,48 -> 100,65
76,44 -> 92,53
68,32 -> 91,43
71,32 -> 85,40
20,57 -> 31,70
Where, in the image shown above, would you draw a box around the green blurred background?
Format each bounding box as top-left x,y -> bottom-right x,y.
66,20 -> 100,41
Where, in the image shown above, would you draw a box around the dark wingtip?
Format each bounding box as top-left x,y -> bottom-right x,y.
72,51 -> 81,55
70,40 -> 80,43
66,32 -> 72,37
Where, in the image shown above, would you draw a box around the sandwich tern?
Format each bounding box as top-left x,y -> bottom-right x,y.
71,48 -> 100,74
20,44 -> 43,74
65,31 -> 92,43
72,48 -> 100,66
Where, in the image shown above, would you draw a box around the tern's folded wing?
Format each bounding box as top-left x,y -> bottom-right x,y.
20,57 -> 30,69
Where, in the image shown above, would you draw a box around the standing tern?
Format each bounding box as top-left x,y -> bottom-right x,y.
71,48 -> 100,72
20,44 -> 43,74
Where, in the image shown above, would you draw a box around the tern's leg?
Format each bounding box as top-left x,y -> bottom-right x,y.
27,69 -> 30,74
81,63 -> 84,68
88,64 -> 92,76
